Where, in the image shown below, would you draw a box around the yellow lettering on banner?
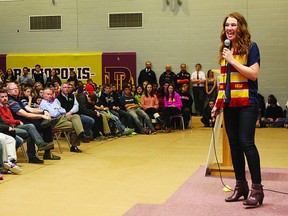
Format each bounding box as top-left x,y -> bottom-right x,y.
6,53 -> 102,85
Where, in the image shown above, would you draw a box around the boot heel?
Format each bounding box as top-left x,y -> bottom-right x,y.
243,192 -> 248,200
243,184 -> 264,206
259,198 -> 264,205
225,180 -> 249,202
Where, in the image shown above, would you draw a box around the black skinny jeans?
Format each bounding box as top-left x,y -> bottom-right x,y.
224,103 -> 261,184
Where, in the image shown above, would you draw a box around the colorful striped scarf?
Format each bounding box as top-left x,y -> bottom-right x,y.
216,55 -> 250,108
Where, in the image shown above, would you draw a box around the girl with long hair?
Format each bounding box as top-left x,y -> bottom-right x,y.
162,84 -> 182,133
212,12 -> 263,207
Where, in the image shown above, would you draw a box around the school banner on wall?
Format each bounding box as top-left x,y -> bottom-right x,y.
0,54 -> 7,73
3,52 -> 136,86
102,52 -> 136,90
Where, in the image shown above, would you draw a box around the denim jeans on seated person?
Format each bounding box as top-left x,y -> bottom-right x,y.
80,114 -> 94,136
127,108 -> 154,133
15,127 -> 37,159
16,124 -> 44,146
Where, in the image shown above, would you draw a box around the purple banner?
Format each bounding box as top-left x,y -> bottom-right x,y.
0,54 -> 7,75
102,52 -> 136,91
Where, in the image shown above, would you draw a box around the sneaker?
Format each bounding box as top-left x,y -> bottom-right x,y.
4,161 -> 22,175
0,172 -> 3,180
122,128 -> 135,136
151,130 -> 157,135
29,157 -> 44,164
38,142 -> 54,151
143,130 -> 150,135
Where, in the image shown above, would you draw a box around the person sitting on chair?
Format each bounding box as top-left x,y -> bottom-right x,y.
162,84 -> 183,133
40,88 -> 89,153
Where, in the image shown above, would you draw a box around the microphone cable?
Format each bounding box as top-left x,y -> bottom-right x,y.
211,116 -> 288,195
211,121 -> 233,192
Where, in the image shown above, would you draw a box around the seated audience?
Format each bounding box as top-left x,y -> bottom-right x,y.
120,84 -> 155,134
20,86 -> 33,107
284,101 -> 288,128
55,83 -> 94,142
67,70 -> 78,90
256,93 -> 266,128
162,84 -> 183,133
87,94 -> 114,137
96,88 -> 134,136
6,83 -> 58,163
76,86 -> 106,140
99,84 -> 134,129
178,83 -> 193,128
40,88 -> 89,153
156,81 -> 169,113
141,83 -> 162,124
134,85 -> 143,106
85,78 -> 95,95
0,132 -> 22,175
263,94 -> 285,127
33,82 -> 44,98
47,68 -> 62,86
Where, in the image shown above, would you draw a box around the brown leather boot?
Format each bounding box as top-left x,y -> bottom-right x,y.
225,180 -> 249,202
243,184 -> 264,206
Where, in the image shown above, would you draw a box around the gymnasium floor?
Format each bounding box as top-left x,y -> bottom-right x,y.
0,117 -> 287,216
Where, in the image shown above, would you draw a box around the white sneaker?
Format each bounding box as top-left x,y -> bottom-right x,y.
4,161 -> 22,175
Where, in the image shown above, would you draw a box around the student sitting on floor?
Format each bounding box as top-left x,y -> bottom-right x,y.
263,94 -> 285,127
201,100 -> 215,127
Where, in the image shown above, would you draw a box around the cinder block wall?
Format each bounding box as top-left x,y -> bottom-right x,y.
0,0 -> 287,106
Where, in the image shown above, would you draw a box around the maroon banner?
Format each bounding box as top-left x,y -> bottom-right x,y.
102,52 -> 136,91
0,54 -> 7,74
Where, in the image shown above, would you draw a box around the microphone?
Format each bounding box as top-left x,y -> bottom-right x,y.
224,39 -> 231,50
223,39 -> 231,104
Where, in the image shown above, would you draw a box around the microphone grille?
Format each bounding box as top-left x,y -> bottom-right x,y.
224,39 -> 231,47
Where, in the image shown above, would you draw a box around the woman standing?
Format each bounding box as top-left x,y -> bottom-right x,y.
162,84 -> 182,133
212,12 -> 263,207
205,69 -> 217,102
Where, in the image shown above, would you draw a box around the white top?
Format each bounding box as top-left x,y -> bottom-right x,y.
191,71 -> 206,87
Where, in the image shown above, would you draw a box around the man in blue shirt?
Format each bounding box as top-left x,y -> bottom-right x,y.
40,88 -> 88,153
